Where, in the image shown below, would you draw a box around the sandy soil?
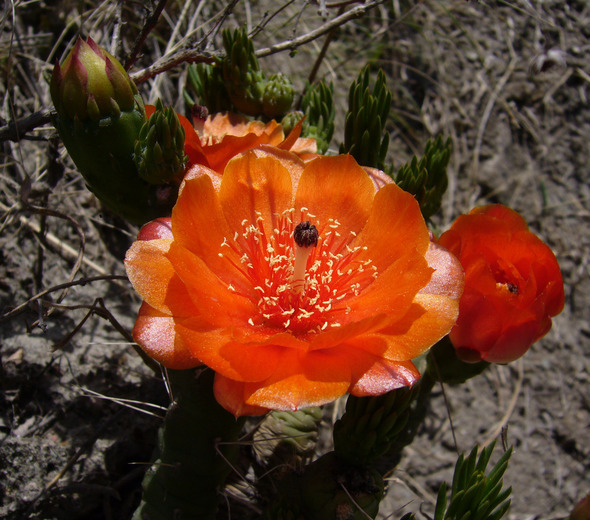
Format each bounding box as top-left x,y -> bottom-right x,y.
1,1 -> 588,519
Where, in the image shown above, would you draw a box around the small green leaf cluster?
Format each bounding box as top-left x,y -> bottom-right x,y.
222,27 -> 267,115
434,443 -> 513,520
340,66 -> 392,170
185,27 -> 294,119
395,135 -> 451,220
134,99 -> 187,185
185,62 -> 232,114
333,386 -> 416,466
299,81 -> 335,154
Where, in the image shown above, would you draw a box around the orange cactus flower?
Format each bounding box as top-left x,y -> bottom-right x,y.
145,106 -> 316,174
125,147 -> 464,416
438,204 -> 564,364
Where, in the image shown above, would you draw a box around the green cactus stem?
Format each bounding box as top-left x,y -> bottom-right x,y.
281,111 -> 305,136
133,369 -> 245,520
50,37 -> 179,224
253,408 -> 322,469
333,386 -> 417,467
267,452 -> 384,520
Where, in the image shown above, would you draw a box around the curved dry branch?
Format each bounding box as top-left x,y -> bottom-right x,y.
0,109 -> 53,143
130,0 -> 389,83
255,0 -> 389,58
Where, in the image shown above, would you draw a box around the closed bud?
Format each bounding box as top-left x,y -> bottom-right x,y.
262,74 -> 295,118
281,111 -> 304,135
134,100 -> 187,185
51,37 -> 137,122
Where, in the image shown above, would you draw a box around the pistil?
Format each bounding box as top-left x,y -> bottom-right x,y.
291,221 -> 319,295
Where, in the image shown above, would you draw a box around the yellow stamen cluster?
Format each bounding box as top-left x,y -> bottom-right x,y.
218,208 -> 378,335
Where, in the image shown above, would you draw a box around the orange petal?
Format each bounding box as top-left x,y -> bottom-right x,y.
346,348 -> 420,396
177,111 -> 205,154
277,118 -> 303,151
420,241 -> 465,299
309,313 -> 391,351
231,326 -> 310,350
171,164 -> 251,293
167,242 -> 258,327
259,119 -> 284,144
242,349 -> 351,410
294,155 -> 374,240
125,238 -> 197,316
204,133 -> 266,173
363,166 -> 393,192
175,317 -> 283,382
203,112 -> 257,138
354,291 -> 460,362
218,148 -> 297,235
484,319 -> 541,363
257,144 -> 305,190
450,289 -> 503,354
499,231 -> 564,313
200,116 -> 284,172
213,374 -> 270,417
354,182 -> 430,272
470,204 -> 529,231
345,251 -> 432,321
290,138 -> 317,158
132,302 -> 201,369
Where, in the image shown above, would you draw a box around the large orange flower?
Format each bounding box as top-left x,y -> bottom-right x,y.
125,147 -> 464,416
145,106 -> 316,173
438,204 -> 564,364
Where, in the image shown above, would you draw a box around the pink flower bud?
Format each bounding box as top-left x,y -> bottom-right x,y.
50,37 -> 137,121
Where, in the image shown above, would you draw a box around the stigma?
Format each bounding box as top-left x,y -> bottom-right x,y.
291,221 -> 318,295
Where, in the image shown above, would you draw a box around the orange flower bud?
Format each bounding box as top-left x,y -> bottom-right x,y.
438,204 -> 564,364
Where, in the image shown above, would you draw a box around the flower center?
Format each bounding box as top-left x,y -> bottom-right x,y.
492,258 -> 522,296
218,208 -> 378,335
